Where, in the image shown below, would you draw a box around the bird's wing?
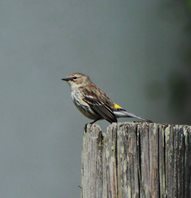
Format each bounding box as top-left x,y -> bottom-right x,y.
81,85 -> 117,123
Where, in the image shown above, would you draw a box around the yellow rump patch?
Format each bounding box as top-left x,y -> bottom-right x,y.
114,103 -> 122,109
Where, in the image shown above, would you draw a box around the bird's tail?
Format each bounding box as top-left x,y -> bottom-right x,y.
114,109 -> 152,122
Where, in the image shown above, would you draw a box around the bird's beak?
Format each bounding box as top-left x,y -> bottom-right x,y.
62,77 -> 73,82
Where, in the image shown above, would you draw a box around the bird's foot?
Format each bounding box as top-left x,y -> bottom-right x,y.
84,123 -> 89,132
84,123 -> 94,132
84,120 -> 99,132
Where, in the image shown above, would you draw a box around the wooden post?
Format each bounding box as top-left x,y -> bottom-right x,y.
81,122 -> 191,198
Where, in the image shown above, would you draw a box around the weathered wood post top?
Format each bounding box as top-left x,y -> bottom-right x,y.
81,122 -> 191,198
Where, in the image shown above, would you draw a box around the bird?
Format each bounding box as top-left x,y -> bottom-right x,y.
62,72 -> 152,126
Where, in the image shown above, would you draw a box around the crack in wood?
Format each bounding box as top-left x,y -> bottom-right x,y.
81,122 -> 191,198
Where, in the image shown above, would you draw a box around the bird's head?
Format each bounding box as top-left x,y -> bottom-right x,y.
62,72 -> 91,89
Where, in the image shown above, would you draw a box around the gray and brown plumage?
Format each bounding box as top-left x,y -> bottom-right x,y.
62,72 -> 152,125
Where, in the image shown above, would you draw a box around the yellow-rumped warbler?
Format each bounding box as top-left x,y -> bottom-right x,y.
62,72 -> 151,124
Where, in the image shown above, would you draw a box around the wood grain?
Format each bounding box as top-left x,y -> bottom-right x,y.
81,122 -> 191,198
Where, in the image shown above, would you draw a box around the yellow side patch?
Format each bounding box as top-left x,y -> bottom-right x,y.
114,103 -> 122,109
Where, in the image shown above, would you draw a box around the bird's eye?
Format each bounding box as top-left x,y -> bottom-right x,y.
73,76 -> 77,80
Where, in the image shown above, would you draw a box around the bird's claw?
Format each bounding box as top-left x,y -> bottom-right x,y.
84,123 -> 88,132
84,122 -> 95,132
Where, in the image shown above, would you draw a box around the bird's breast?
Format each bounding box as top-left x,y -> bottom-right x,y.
71,90 -> 99,119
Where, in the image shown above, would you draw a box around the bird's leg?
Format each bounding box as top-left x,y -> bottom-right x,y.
84,118 -> 101,132
90,118 -> 100,125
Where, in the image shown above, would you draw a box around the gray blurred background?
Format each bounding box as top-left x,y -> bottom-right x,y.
0,0 -> 191,197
